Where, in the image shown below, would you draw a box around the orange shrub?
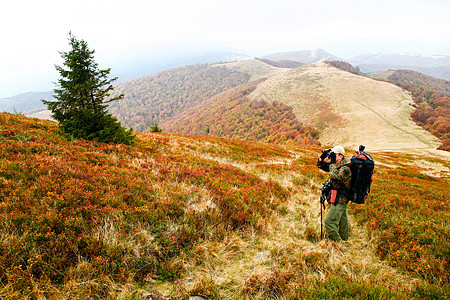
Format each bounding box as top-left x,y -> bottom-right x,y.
0,112 -> 292,298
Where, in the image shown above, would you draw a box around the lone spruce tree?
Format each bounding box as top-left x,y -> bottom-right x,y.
43,33 -> 134,145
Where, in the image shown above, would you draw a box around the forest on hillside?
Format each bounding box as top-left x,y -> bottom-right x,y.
325,61 -> 365,76
105,60 -> 449,151
407,87 -> 449,151
165,80 -> 320,145
379,70 -> 450,151
388,70 -> 450,96
108,64 -> 250,132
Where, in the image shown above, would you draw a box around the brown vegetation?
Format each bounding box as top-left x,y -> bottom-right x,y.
387,70 -> 450,96
164,80 -> 320,146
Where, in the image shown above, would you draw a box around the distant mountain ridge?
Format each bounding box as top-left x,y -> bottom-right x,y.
262,49 -> 342,64
4,49 -> 450,114
350,53 -> 450,67
349,53 -> 450,81
0,91 -> 54,115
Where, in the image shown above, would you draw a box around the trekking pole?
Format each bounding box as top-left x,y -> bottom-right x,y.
319,182 -> 330,240
320,195 -> 325,240
320,197 -> 323,240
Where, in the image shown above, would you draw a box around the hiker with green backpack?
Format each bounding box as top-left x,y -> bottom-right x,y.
317,145 -> 352,242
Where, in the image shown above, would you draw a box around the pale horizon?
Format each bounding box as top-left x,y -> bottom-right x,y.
1,0 -> 449,98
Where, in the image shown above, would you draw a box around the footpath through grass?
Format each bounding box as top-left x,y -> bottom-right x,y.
170,146 -> 448,299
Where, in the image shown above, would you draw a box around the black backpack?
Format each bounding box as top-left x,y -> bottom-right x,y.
348,146 -> 375,204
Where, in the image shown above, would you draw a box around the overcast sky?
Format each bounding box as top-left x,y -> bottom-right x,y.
1,0 -> 449,98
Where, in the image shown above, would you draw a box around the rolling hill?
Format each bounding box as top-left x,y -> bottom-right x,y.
163,80 -> 319,145
107,64 -> 251,132
368,69 -> 450,150
107,59 -> 444,152
6,57 -> 447,152
109,58 -> 446,152
108,60 -> 290,132
247,61 -> 441,151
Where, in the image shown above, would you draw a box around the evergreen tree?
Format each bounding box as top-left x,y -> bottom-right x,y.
43,33 -> 134,145
150,123 -> 162,133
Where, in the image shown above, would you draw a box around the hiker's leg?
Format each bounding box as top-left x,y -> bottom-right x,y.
324,204 -> 344,242
338,205 -> 349,241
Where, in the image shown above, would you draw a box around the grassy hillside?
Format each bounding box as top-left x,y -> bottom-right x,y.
216,59 -> 290,81
1,112 -> 449,299
325,61 -> 365,76
164,80 -> 320,145
255,58 -> 303,69
248,61 -> 441,151
369,70 -> 450,151
31,59 -> 444,152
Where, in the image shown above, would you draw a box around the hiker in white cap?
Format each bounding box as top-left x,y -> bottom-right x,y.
316,145 -> 352,242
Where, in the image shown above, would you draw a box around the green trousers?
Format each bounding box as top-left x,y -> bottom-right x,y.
324,203 -> 349,242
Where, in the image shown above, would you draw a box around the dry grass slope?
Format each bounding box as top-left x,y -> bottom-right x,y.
249,61 -> 441,151
0,113 -> 448,299
217,59 -> 290,82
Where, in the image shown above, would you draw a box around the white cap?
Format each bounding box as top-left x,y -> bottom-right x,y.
331,145 -> 345,156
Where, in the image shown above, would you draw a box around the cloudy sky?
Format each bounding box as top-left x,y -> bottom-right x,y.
1,0 -> 449,98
